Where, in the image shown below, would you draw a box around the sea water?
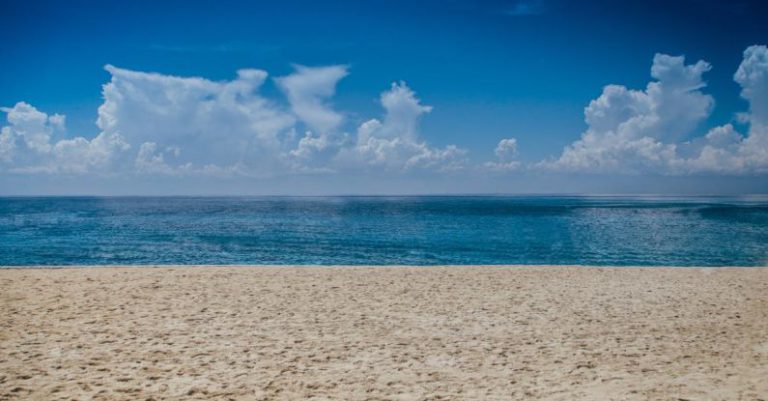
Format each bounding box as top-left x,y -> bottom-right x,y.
1,196 -> 767,266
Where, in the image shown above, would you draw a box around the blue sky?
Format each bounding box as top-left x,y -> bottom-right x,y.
2,0 -> 768,194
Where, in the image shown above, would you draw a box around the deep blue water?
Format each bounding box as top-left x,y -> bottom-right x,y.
1,196 -> 767,266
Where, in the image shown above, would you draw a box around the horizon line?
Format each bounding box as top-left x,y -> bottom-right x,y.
2,193 -> 768,198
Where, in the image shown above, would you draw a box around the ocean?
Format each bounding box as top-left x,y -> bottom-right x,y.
1,196 -> 767,266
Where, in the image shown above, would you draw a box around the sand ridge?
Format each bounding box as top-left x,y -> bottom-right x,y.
1,265 -> 767,400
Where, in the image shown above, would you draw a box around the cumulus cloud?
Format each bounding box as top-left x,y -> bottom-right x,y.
683,45 -> 768,174
337,82 -> 466,171
485,138 -> 521,171
273,65 -> 351,172
2,65 -> 464,177
735,45 -> 768,125
281,130 -> 338,173
542,53 -> 713,173
4,47 -> 767,181
0,102 -> 129,173
98,65 -> 296,175
494,138 -> 518,159
543,46 -> 768,175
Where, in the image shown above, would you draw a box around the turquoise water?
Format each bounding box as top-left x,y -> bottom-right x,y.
1,196 -> 767,266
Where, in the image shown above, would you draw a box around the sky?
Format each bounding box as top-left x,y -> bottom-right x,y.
1,0 -> 768,195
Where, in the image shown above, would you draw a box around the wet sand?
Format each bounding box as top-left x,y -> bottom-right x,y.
1,265 -> 767,400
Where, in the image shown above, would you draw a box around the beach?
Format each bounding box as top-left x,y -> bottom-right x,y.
1,266 -> 767,401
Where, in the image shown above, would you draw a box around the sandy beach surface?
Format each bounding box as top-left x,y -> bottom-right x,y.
1,266 -> 767,401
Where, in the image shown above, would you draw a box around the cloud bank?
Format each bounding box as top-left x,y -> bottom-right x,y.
1,65 -> 462,177
2,45 -> 768,184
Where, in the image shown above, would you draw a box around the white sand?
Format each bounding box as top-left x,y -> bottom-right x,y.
1,265 -> 767,400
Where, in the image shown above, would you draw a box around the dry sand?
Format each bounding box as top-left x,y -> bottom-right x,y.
1,266 -> 767,401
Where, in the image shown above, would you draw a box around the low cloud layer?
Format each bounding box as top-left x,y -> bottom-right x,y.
2,45 -> 768,183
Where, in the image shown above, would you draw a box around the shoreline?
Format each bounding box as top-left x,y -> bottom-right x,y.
2,265 -> 767,400
1,264 -> 765,270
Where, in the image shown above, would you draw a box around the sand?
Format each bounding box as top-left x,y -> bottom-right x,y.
1,266 -> 767,401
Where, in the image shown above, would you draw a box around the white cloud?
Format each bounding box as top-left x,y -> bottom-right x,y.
51,132 -> 131,174
2,65 -> 465,177
98,65 -> 296,175
542,47 -> 768,175
543,53 -> 714,173
4,47 -> 767,183
485,138 -> 521,171
337,82 -> 466,171
274,65 -> 350,172
134,142 -> 191,174
281,131 -> 337,173
735,45 -> 768,125
494,138 -> 518,159
0,102 -> 129,173
683,45 -> 768,174
1,102 -> 57,155
0,129 -> 14,163
275,64 -> 348,134
97,66 -> 463,174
